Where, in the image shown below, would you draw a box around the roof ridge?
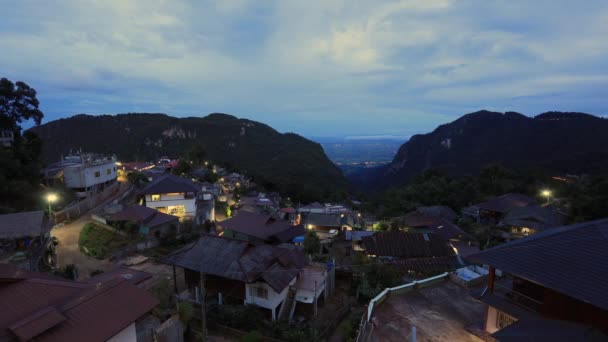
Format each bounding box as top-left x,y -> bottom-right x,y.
58,277 -> 129,312
481,217 -> 608,252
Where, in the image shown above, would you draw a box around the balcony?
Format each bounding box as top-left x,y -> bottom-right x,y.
492,278 -> 543,313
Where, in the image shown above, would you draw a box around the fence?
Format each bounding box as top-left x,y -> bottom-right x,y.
356,272 -> 449,342
53,183 -> 120,223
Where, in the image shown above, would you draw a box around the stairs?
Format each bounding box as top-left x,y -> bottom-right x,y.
278,287 -> 297,322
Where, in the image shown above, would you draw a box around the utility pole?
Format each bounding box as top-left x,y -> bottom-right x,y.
199,273 -> 207,341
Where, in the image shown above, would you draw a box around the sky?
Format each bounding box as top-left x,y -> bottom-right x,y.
1,0 -> 607,137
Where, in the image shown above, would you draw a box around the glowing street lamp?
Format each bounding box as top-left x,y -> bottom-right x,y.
541,189 -> 552,203
47,193 -> 58,218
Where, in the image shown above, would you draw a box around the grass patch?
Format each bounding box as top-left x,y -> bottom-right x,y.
79,222 -> 130,259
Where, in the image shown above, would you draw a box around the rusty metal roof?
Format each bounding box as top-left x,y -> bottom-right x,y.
0,263 -> 158,341
162,234 -> 307,292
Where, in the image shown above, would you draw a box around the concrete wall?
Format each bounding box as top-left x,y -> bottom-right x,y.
245,278 -> 296,311
485,306 -> 499,333
145,194 -> 196,218
64,161 -> 117,189
107,322 -> 136,342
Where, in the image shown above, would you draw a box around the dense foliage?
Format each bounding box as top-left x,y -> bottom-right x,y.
30,113 -> 348,202
366,164 -> 608,224
0,78 -> 45,213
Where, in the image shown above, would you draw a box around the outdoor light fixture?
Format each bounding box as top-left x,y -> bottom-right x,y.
47,193 -> 58,218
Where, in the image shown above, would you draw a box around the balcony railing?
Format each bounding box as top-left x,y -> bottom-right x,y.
492,279 -> 543,312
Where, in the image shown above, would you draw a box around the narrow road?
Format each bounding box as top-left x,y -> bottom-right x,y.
51,182 -> 130,280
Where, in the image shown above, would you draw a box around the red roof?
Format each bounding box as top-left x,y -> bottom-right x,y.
280,207 -> 296,214
0,264 -> 158,341
111,205 -> 179,228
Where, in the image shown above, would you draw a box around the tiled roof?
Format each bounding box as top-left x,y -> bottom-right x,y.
110,205 -> 178,228
344,231 -> 376,241
362,231 -> 455,259
0,263 -> 158,341
139,173 -> 199,195
0,211 -> 51,239
161,235 -> 307,292
476,193 -> 537,213
219,211 -> 295,241
467,218 -> 608,311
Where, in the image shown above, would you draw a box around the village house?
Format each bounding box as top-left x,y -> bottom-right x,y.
463,193 -> 537,224
0,263 -> 159,341
399,207 -> 466,241
118,161 -> 155,173
361,231 -> 459,275
0,211 -> 54,271
467,218 -> 608,340
494,205 -> 568,241
218,211 -> 305,245
162,235 -> 330,321
43,153 -> 118,198
139,174 -> 203,222
109,205 -> 180,242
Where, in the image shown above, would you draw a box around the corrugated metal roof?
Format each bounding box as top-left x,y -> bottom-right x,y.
416,206 -> 459,222
0,211 -> 50,239
162,235 -> 307,292
499,205 -> 567,231
0,264 -> 158,341
491,317 -> 607,341
467,218 -> 608,311
400,210 -> 465,241
477,193 -> 537,213
362,231 -> 455,258
139,173 -> 199,195
219,211 -> 295,240
110,205 -> 178,228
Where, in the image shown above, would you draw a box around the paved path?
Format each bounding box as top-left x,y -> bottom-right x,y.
51,182 -> 130,280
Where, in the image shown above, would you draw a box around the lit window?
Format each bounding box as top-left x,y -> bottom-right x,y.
496,311 -> 517,329
151,194 -> 161,201
168,205 -> 186,216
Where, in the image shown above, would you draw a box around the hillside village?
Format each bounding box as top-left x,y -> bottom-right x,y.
1,145 -> 607,342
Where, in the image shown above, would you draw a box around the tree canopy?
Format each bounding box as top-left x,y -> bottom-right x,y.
0,78 -> 45,213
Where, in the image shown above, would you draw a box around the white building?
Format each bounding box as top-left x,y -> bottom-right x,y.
140,174 -> 200,220
44,153 -> 118,198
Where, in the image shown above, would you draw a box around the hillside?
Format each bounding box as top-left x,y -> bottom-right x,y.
357,110 -> 608,190
30,113 -> 348,201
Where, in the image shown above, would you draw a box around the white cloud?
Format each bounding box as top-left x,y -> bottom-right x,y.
0,0 -> 606,136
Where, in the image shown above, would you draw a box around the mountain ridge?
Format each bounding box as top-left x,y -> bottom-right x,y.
354,110 -> 608,190
30,112 -> 348,201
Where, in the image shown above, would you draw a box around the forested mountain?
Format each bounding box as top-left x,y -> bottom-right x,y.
30,113 -> 348,201
354,110 -> 608,190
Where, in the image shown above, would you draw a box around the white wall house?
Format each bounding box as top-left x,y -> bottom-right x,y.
145,192 -> 197,218
141,174 -> 201,220
64,160 -> 117,197
245,278 -> 296,321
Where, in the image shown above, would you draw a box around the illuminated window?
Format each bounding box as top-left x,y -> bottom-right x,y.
496,311 -> 517,329
151,194 -> 161,201
167,205 -> 186,216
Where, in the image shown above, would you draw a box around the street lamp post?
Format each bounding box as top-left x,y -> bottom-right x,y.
47,193 -> 58,219
541,189 -> 552,204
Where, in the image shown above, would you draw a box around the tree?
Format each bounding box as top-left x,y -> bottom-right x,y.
303,230 -> 321,255
187,143 -> 207,166
0,78 -> 44,133
172,159 -> 192,175
0,78 -> 44,212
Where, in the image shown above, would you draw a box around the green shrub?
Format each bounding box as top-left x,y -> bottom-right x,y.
241,331 -> 263,342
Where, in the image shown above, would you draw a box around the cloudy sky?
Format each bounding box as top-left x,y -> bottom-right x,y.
2,0 -> 607,137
